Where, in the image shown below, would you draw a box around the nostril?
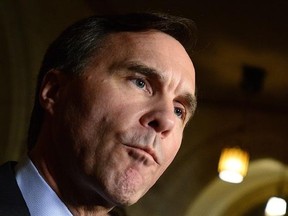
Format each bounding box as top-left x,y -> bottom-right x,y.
148,120 -> 159,129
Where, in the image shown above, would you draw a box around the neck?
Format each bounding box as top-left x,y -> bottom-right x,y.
68,205 -> 112,216
28,142 -> 114,216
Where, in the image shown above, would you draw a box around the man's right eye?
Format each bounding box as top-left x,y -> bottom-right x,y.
130,77 -> 152,95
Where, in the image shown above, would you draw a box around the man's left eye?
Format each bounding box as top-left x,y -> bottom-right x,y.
174,107 -> 184,118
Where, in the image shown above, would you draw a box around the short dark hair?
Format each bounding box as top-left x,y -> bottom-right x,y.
27,12 -> 197,150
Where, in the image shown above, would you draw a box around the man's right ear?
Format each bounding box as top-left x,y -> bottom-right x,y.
38,69 -> 66,115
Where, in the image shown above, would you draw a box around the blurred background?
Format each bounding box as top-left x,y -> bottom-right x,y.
1,0 -> 288,215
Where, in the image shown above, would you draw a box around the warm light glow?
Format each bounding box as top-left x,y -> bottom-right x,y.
218,147 -> 249,183
265,197 -> 287,216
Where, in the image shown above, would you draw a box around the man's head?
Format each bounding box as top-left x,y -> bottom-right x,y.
28,12 -> 197,211
28,13 -> 197,150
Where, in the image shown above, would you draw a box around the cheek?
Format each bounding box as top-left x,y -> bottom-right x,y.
166,143 -> 181,167
158,134 -> 183,175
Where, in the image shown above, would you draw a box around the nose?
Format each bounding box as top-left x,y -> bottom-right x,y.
140,105 -> 176,138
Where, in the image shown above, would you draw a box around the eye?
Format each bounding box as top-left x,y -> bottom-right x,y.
134,78 -> 146,89
130,77 -> 152,94
174,107 -> 185,119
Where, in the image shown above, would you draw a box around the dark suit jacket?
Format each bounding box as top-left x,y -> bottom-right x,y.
0,161 -> 30,216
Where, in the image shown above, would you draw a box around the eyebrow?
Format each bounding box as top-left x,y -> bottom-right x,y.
114,61 -> 197,120
126,62 -> 165,81
183,92 -> 197,121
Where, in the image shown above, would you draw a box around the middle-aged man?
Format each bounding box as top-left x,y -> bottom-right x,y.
0,12 -> 197,215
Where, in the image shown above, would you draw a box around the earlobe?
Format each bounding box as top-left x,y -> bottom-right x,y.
39,69 -> 64,115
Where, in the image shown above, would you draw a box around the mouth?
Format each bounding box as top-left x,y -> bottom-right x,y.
123,144 -> 160,166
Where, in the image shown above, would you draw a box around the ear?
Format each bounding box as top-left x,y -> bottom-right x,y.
39,69 -> 66,115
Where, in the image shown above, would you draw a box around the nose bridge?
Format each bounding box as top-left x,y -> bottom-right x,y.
140,97 -> 175,137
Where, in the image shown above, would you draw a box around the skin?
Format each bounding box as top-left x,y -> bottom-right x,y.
29,30 -> 196,215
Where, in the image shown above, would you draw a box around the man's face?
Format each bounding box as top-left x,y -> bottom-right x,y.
50,31 -> 196,206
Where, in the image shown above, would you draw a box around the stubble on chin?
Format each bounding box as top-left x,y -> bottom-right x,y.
111,166 -> 145,205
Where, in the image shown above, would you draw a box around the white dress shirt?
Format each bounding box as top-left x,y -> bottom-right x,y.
15,158 -> 73,216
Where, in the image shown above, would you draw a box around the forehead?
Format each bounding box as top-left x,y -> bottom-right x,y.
104,31 -> 193,65
93,31 -> 196,94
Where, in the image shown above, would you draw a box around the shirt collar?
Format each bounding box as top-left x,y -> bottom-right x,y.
15,157 -> 73,216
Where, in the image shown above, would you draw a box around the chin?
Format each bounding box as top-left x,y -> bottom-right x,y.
111,193 -> 142,207
105,183 -> 148,207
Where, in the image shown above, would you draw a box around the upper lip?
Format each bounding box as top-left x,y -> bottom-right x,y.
124,144 -> 160,165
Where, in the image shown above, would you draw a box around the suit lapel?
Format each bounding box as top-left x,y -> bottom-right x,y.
0,161 -> 30,216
